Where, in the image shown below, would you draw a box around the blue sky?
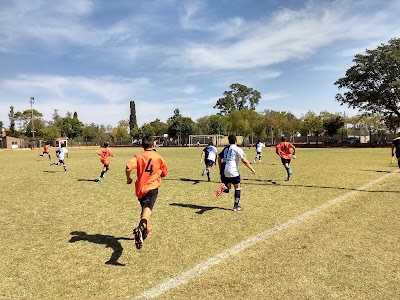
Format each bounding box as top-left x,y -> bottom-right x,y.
1,0 -> 400,128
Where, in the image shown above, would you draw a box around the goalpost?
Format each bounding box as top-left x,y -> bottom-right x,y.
189,135 -> 222,147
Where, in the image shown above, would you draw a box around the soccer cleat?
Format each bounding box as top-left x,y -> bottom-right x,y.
133,227 -> 144,250
215,183 -> 225,196
233,206 -> 243,212
142,225 -> 153,240
288,168 -> 293,176
201,169 -> 207,176
286,177 -> 291,181
98,177 -> 102,182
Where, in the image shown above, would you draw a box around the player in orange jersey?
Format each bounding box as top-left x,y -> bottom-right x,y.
276,135 -> 296,181
97,142 -> 115,182
38,142 -> 51,160
125,136 -> 168,250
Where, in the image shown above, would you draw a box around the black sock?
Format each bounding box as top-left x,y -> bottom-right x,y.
100,171 -> 105,178
234,188 -> 241,206
207,173 -> 210,180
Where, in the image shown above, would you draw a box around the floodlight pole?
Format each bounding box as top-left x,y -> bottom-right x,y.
30,97 -> 35,149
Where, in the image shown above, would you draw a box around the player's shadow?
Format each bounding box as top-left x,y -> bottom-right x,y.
69,231 -> 134,266
243,178 -> 278,185
77,179 -> 100,182
243,178 -> 399,193
170,203 -> 231,214
362,169 -> 392,173
43,170 -> 59,173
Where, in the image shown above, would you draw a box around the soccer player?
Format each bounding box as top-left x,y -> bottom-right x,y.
253,140 -> 265,163
200,141 -> 217,182
97,142 -> 115,182
50,143 -> 68,172
38,142 -> 51,160
391,132 -> 400,169
276,136 -> 296,181
125,136 -> 168,250
215,135 -> 256,211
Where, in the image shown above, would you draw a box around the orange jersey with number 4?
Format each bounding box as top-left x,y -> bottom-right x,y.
126,149 -> 168,199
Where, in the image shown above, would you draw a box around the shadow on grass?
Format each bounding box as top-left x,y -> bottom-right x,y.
362,169 -> 393,173
43,170 -> 60,173
170,203 -> 232,214
242,178 -> 400,193
164,177 -> 217,184
69,231 -> 134,266
77,179 -> 99,182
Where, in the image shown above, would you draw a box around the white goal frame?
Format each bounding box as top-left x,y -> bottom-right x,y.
189,135 -> 222,147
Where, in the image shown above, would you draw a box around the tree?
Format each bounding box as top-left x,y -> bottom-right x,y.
38,126 -> 61,140
8,106 -> 16,135
320,111 -> 345,136
112,120 -> 130,144
129,101 -> 138,137
52,109 -> 61,124
150,119 -> 168,136
301,111 -> 324,143
138,123 -> 155,136
55,114 -> 83,139
335,38 -> 400,128
14,109 -> 43,130
167,109 -> 195,144
214,83 -> 261,115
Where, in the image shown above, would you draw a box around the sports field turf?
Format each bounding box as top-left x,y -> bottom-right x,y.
0,146 -> 399,300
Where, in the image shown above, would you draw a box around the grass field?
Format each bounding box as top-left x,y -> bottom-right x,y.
0,146 -> 399,300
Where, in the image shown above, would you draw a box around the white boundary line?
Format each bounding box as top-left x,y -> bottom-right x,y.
129,171 -> 396,300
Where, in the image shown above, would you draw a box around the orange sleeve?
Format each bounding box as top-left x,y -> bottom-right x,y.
126,156 -> 138,172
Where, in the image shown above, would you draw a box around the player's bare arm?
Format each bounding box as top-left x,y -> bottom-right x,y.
242,158 -> 256,174
125,165 -> 133,184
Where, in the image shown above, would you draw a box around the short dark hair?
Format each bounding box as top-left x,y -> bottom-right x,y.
208,141 -> 213,146
142,136 -> 153,149
103,142 -> 109,148
228,135 -> 236,144
281,136 -> 287,142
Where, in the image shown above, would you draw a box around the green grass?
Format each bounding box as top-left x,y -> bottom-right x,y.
0,146 -> 399,300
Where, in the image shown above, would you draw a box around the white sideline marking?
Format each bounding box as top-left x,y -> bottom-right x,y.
129,171 -> 396,300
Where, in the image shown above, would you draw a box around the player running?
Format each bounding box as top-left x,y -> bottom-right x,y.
50,143 -> 68,172
200,141 -> 217,182
125,136 -> 168,250
215,135 -> 255,211
38,142 -> 51,160
391,132 -> 400,169
276,135 -> 296,181
253,140 -> 265,163
97,142 -> 115,182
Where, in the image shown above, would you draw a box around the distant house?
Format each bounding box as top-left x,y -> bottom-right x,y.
52,137 -> 69,147
1,136 -> 26,149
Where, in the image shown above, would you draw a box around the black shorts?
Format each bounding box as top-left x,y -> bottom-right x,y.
225,175 -> 241,185
138,188 -> 158,210
281,158 -> 291,165
396,151 -> 400,159
205,159 -> 215,167
220,174 -> 229,185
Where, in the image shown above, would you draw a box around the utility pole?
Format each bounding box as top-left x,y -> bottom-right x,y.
30,97 -> 35,149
